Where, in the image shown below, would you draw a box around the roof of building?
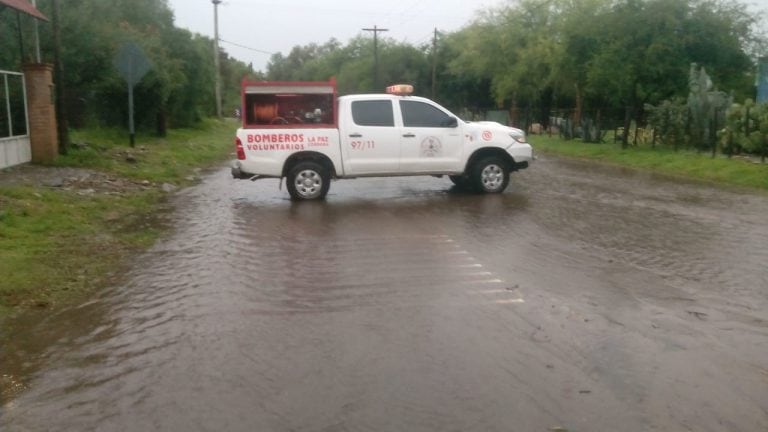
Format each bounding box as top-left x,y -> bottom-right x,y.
0,0 -> 49,22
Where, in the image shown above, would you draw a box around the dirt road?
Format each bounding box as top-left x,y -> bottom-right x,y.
2,155 -> 767,431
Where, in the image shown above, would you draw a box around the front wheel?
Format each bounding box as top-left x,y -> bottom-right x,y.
286,161 -> 330,200
470,157 -> 510,193
449,175 -> 470,189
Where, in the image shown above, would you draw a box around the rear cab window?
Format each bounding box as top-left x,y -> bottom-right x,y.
351,100 -> 395,127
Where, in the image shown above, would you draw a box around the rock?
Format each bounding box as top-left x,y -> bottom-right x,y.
141,180 -> 151,186
185,175 -> 196,182
125,155 -> 138,164
44,177 -> 64,187
161,183 -> 178,193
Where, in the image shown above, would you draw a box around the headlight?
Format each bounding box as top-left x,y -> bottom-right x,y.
509,131 -> 527,143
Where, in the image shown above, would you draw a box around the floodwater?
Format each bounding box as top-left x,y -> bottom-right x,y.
2,155 -> 767,431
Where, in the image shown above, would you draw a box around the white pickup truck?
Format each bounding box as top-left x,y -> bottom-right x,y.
232,79 -> 533,200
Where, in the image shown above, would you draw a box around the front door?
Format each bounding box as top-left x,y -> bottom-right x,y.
397,100 -> 463,173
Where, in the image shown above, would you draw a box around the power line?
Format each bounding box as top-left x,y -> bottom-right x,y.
219,38 -> 275,56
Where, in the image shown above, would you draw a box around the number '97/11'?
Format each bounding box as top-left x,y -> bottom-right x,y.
350,141 -> 375,150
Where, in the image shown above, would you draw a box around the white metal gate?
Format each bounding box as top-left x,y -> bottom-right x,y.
0,69 -> 31,169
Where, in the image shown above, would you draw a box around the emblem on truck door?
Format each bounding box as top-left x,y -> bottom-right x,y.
420,136 -> 443,157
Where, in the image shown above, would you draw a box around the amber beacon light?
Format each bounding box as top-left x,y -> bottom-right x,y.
386,84 -> 414,96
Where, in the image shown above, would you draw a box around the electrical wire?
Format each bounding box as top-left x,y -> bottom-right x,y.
219,38 -> 274,56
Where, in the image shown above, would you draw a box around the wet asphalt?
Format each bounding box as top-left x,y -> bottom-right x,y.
1,154 -> 767,431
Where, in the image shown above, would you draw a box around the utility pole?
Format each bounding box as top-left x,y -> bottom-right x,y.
52,0 -> 68,154
32,0 -> 40,62
363,25 -> 388,91
212,0 -> 223,118
431,28 -> 438,100
15,11 -> 25,61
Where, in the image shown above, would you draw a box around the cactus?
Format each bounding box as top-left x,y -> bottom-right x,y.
687,63 -> 732,153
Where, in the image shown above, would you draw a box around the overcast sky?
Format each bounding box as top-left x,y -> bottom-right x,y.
167,0 -> 768,73
167,0 -> 505,72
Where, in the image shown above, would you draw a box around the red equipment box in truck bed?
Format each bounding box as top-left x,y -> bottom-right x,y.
241,78 -> 337,129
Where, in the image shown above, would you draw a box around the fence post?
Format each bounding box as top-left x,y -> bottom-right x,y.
710,108 -> 718,158
622,106 -> 631,149
745,106 -> 750,137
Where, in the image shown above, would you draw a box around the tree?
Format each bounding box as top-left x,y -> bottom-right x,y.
0,0 -> 252,130
447,0 -> 563,127
266,36 -> 433,96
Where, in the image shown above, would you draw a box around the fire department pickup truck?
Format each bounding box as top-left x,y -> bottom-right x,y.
231,79 -> 532,200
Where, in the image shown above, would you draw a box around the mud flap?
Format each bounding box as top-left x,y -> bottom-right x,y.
231,166 -> 245,179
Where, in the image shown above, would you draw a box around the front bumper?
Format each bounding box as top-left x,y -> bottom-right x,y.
513,160 -> 529,171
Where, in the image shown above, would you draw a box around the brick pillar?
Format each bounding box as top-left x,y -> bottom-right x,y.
23,63 -> 59,163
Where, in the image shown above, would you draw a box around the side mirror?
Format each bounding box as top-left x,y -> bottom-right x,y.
443,117 -> 458,128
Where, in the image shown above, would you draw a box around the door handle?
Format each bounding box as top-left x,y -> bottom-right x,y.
349,133 -> 362,138
402,133 -> 416,138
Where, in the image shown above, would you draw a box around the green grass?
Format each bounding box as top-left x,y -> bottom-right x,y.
0,188 -> 159,311
55,118 -> 236,183
531,135 -> 768,191
0,119 -> 236,316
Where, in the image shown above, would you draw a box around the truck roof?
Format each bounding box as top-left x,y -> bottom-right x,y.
338,94 -> 434,103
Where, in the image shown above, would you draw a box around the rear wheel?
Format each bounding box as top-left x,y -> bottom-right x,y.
470,157 -> 510,193
286,161 -> 330,200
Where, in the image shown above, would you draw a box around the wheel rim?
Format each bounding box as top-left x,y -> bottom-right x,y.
481,164 -> 504,191
294,169 -> 323,198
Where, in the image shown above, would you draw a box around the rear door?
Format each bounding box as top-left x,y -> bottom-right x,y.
340,99 -> 401,175
397,99 -> 463,173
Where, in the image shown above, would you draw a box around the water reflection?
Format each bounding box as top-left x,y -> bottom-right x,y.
2,161 -> 767,431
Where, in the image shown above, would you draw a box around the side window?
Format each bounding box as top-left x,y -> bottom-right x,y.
351,100 -> 394,127
400,100 -> 453,128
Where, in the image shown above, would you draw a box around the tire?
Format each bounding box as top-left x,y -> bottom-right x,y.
449,175 -> 470,189
286,161 -> 330,200
470,157 -> 510,193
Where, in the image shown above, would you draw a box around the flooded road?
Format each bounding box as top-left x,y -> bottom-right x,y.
2,155 -> 768,431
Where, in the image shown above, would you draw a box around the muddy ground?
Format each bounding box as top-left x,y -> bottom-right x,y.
1,155 -> 767,431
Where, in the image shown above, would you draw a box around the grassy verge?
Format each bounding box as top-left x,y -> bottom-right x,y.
532,135 -> 768,191
0,119 -> 236,316
55,119 -> 236,183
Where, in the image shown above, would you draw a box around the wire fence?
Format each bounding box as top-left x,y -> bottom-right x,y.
453,104 -> 768,161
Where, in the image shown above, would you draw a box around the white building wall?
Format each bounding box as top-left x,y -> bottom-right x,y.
1,136 -> 32,169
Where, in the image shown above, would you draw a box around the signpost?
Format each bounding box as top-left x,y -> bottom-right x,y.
113,42 -> 151,147
758,57 -> 768,104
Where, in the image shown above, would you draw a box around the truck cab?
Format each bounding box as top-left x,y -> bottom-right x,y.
232,79 -> 532,200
